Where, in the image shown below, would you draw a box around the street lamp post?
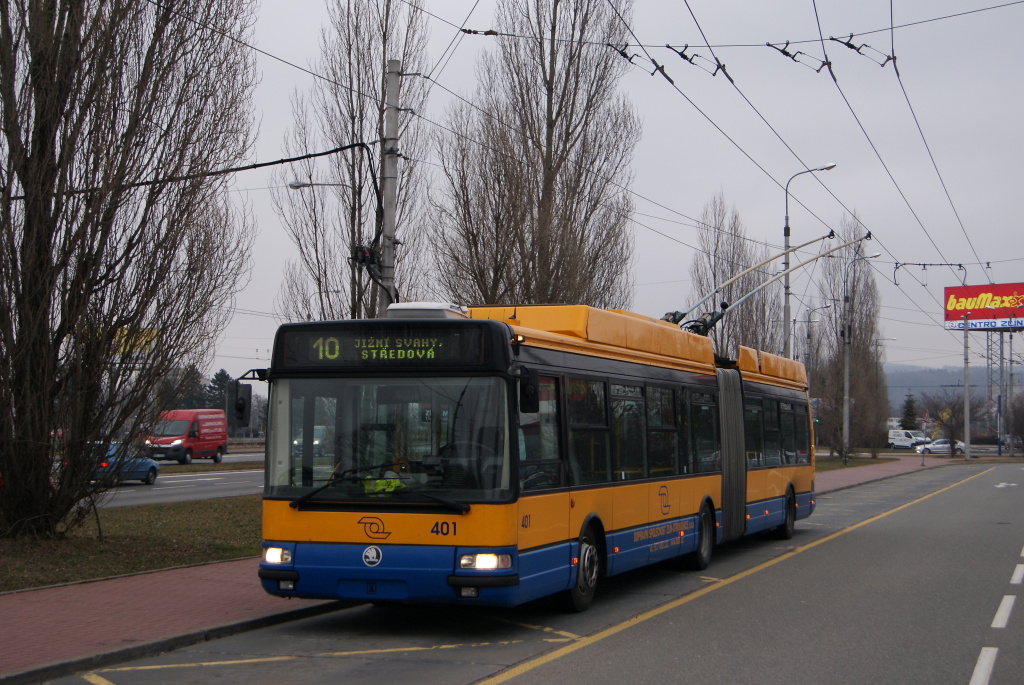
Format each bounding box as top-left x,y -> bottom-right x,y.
784,163 -> 836,358
803,302 -> 832,365
842,251 -> 880,463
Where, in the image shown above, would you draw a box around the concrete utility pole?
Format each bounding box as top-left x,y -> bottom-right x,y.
377,59 -> 401,318
964,314 -> 971,459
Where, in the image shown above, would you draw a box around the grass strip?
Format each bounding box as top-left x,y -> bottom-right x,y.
0,495 -> 261,593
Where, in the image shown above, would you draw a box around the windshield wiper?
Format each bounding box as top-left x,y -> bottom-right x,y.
392,488 -> 471,513
289,460 -> 396,508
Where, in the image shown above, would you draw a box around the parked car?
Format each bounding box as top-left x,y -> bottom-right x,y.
92,444 -> 159,485
916,439 -> 965,455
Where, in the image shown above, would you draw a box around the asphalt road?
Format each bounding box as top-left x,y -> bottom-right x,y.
50,462 -> 1024,684
100,469 -> 264,507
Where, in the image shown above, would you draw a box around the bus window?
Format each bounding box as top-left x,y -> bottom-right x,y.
780,402 -> 797,464
568,378 -> 609,484
763,400 -> 781,466
646,386 -> 679,475
744,400 -> 763,468
691,394 -> 719,473
518,376 -> 563,490
611,384 -> 644,480
794,404 -> 811,463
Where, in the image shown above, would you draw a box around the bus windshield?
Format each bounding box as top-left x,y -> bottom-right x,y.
266,376 -> 511,504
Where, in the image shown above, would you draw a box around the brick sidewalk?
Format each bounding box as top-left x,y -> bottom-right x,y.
0,454 -> 979,685
0,558 -> 338,684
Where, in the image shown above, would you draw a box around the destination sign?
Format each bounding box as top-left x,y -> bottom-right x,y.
275,322 -> 499,370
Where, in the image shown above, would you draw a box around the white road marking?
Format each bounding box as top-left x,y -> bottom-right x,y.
1011,564 -> 1024,585
969,647 -> 998,685
991,595 -> 1015,628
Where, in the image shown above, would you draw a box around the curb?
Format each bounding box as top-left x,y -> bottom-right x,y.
0,600 -> 349,685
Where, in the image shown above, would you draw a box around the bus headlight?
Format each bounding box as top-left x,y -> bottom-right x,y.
460,553 -> 511,570
263,547 -> 292,564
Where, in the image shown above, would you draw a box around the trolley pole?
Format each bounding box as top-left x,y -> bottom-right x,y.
377,59 -> 401,318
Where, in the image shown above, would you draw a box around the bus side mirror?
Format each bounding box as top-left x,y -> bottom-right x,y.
519,368 -> 539,414
234,381 -> 252,427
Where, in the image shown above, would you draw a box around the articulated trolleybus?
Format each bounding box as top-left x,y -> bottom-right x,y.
259,302 -> 815,611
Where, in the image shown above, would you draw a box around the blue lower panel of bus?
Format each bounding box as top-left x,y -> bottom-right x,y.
605,515 -> 701,575
796,491 -> 815,519
259,541 -> 577,607
744,492 -> 816,535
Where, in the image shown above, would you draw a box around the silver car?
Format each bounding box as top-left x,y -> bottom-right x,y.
916,439 -> 965,455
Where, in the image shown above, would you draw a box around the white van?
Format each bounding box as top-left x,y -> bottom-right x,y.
888,429 -> 930,449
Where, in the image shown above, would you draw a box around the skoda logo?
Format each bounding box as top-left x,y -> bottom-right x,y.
362,546 -> 382,567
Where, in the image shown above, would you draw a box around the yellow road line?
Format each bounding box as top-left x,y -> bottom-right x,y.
494,617 -> 580,640
320,641 -> 523,656
479,467 -> 994,684
96,656 -> 298,673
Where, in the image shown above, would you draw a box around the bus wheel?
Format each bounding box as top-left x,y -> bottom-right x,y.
179,449 -> 192,465
688,503 -> 714,571
213,447 -> 224,464
564,526 -> 600,612
776,492 -> 796,540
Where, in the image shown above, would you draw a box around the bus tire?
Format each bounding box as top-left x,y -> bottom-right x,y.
563,525 -> 600,612
776,491 -> 796,540
688,502 -> 714,571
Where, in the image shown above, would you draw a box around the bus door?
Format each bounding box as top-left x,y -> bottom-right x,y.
716,368 -> 745,542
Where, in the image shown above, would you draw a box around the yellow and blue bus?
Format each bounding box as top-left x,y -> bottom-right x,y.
258,302 -> 814,611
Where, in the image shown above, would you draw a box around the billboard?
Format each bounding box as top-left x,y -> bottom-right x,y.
944,283 -> 1024,330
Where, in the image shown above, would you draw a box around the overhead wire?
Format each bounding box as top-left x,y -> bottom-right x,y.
169,0 -> 1016,365
884,0 -> 989,283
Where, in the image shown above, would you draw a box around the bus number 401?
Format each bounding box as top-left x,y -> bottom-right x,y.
431,521 -> 457,536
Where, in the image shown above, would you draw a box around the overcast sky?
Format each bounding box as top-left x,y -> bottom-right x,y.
215,0 -> 1024,380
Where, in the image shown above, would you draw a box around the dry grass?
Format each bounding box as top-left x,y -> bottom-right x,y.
0,495 -> 261,593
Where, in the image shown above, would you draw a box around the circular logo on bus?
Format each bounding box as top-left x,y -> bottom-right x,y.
362,546 -> 382,567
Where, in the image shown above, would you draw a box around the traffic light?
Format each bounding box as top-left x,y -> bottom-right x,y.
234,381 -> 252,427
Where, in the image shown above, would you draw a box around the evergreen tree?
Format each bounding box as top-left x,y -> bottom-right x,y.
899,393 -> 921,430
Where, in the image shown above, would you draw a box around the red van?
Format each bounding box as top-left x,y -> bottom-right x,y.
146,409 -> 228,464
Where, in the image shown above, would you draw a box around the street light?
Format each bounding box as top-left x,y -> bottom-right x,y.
288,180 -> 354,190
841,250 -> 880,462
784,163 -> 836,359
305,289 -> 342,322
801,302 -> 832,365
875,337 -> 896,352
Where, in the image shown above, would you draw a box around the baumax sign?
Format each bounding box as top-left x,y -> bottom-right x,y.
944,283 -> 1024,330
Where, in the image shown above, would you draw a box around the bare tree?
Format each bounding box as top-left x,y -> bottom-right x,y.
920,388 -> 986,444
0,1 -> 257,538
270,0 -> 429,321
812,222 -> 887,455
685,192 -> 783,358
431,0 -> 640,309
